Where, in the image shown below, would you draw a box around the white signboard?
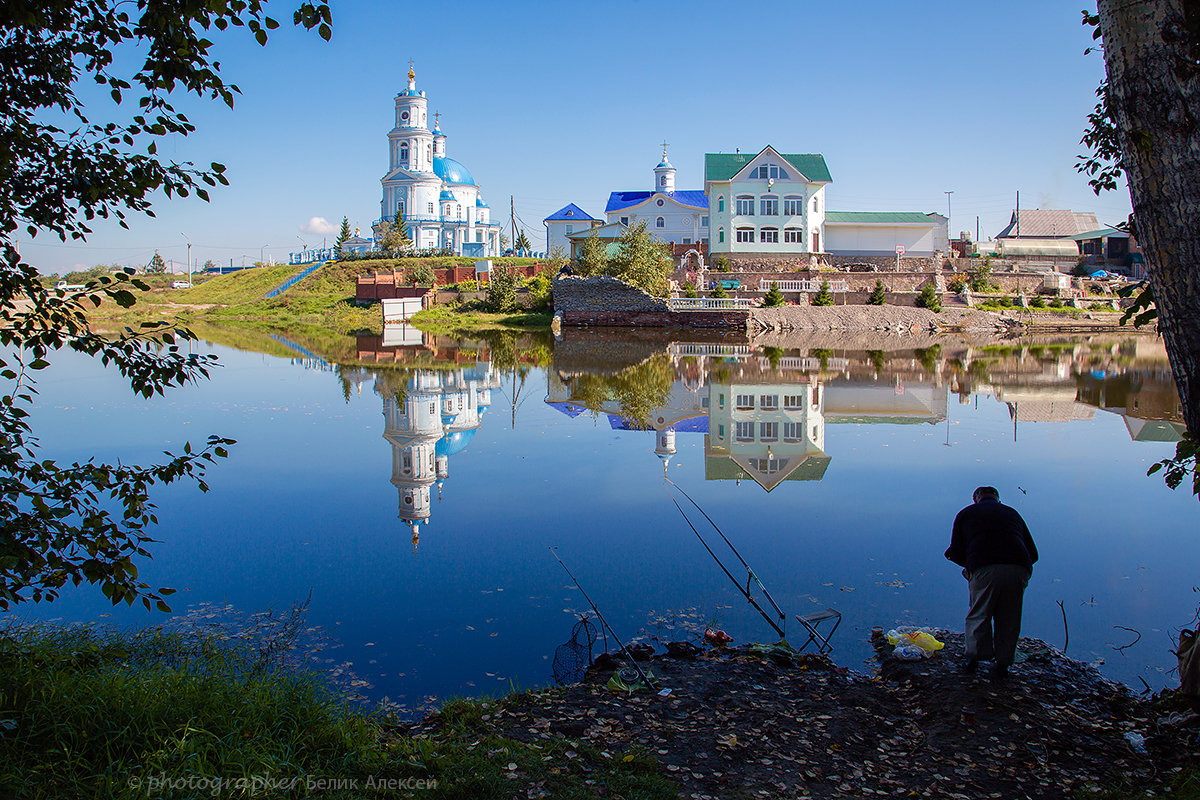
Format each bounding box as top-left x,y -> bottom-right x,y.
895,245 -> 906,255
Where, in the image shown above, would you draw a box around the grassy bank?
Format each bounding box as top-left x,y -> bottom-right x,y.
0,623 -> 673,799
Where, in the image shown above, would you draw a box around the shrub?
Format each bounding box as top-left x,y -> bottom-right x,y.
967,260 -> 992,293
1049,296 -> 1064,308
915,282 -> 942,312
867,280 -> 887,305
761,283 -> 785,307
1029,294 -> 1045,308
525,273 -> 552,310
715,255 -> 730,270
710,283 -> 728,299
947,273 -> 967,293
485,266 -> 519,312
682,281 -> 697,298
811,280 -> 834,306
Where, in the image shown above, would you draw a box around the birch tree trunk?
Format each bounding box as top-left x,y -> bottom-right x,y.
1098,0 -> 1200,437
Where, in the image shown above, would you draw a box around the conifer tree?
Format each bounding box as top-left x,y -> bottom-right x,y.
335,216 -> 352,250
811,279 -> 834,306
761,282 -> 785,307
867,279 -> 887,305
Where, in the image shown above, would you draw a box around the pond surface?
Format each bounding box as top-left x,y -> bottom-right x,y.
14,325 -> 1197,711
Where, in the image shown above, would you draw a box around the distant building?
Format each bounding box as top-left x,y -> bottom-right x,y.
704,146 -> 831,255
993,209 -> 1100,260
543,203 -> 601,257
824,211 -> 949,258
565,221 -> 627,262
376,65 -> 502,257
605,147 -> 710,247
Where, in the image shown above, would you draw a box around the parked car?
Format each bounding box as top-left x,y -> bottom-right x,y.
171,280 -> 193,289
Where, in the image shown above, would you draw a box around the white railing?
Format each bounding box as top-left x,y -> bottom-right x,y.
670,344 -> 755,358
756,356 -> 849,371
668,297 -> 755,311
756,279 -> 848,292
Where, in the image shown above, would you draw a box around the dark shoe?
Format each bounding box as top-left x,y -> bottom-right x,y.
961,658 -> 978,674
992,663 -> 1009,680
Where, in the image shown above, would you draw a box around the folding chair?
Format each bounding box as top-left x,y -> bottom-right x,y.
795,609 -> 842,654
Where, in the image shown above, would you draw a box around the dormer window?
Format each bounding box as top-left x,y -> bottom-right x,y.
656,216 -> 665,228
754,164 -> 789,180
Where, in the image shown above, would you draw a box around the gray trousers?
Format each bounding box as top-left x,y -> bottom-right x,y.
965,564 -> 1032,666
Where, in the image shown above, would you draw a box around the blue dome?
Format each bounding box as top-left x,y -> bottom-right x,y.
439,190 -> 457,201
475,198 -> 488,208
435,429 -> 476,457
433,156 -> 476,186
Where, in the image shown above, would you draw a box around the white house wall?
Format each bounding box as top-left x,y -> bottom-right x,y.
607,199 -> 709,245
825,224 -> 939,257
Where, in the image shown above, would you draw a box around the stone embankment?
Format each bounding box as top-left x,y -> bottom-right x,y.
749,305 -> 1019,334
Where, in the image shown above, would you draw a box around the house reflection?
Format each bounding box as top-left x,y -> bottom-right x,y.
378,364 -> 500,551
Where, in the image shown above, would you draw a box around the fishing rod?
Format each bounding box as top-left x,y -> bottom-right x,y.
664,477 -> 788,640
549,547 -> 656,690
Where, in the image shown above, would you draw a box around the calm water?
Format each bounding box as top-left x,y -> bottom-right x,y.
13,326 -> 1197,709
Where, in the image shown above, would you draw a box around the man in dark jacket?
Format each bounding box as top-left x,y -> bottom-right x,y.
945,486 -> 1038,678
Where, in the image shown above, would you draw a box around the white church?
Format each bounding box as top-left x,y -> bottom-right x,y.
376,66 -> 503,257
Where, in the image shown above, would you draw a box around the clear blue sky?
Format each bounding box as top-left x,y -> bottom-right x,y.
20,1 -> 1130,274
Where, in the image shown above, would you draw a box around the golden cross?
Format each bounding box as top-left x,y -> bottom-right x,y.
661,140 -> 669,159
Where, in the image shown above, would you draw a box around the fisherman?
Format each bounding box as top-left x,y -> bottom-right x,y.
945,486 -> 1038,679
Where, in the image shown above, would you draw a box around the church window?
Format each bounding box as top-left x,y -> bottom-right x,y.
759,422 -> 778,442
428,202 -> 434,214
399,202 -> 405,217
761,228 -> 779,243
427,144 -> 432,160
717,196 -> 725,213
456,204 -> 462,219
736,227 -> 755,243
476,230 -> 483,242
444,205 -> 451,217
657,199 -> 664,206
620,216 -> 629,225
718,424 -> 725,439
735,195 -> 754,216
760,196 -> 778,216
701,215 -> 709,227
784,228 -> 802,243
783,196 -> 804,215
400,143 -> 408,162
660,176 -> 667,187
656,217 -> 665,228
717,228 -> 725,243
401,110 -> 409,121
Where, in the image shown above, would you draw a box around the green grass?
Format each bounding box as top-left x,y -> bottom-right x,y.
410,305 -> 553,332
0,623 -> 676,799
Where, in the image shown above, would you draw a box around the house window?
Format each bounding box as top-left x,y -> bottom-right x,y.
718,228 -> 725,243
736,195 -> 754,215
761,228 -> 779,243
783,196 -> 804,215
701,215 -> 709,226
735,394 -> 754,410
759,394 -> 778,410
736,228 -> 754,243
784,228 -> 802,243
783,422 -> 802,442
735,421 -> 754,442
718,424 -> 725,439
754,164 -> 789,180
717,196 -> 725,213
656,216 -> 665,228
783,395 -> 803,410
812,231 -> 820,252
812,196 -> 819,212
760,196 -> 778,216
812,386 -> 820,406
718,393 -> 725,409
683,238 -> 691,244
476,230 -> 483,242
759,422 -> 778,442
565,225 -> 573,234
620,216 -> 629,225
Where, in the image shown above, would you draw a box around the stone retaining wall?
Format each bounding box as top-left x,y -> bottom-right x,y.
712,252 -> 941,272
553,274 -> 749,328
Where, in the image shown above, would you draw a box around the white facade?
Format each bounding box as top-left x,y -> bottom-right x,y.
824,212 -> 948,257
377,67 -> 502,257
705,147 -> 831,255
543,204 -> 601,257
604,150 -> 710,246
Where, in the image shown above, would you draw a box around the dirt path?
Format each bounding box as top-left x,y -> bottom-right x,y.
409,632 -> 1191,799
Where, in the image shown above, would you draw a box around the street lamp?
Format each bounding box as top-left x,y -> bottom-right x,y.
944,191 -> 953,251
260,244 -> 269,265
180,232 -> 191,285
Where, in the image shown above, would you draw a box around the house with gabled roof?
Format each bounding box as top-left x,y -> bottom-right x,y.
543,203 -> 601,258
704,146 -> 832,256
604,147 -> 710,249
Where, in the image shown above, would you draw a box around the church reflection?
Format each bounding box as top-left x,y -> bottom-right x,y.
378,364 -> 500,551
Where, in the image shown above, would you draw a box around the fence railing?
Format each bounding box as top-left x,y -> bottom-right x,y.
670,343 -> 755,358
754,279 -> 848,292
667,297 -> 755,311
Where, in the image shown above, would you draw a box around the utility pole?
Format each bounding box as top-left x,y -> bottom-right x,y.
510,195 -> 516,256
1015,190 -> 1020,237
181,232 -> 191,285
944,191 -> 953,251
976,216 -> 980,246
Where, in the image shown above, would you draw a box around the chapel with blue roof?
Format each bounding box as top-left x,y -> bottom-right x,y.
604,145 -> 710,248
376,65 -> 502,257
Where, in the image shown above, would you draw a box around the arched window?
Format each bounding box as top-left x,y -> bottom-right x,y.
812,196 -> 819,213
656,216 -> 665,228
660,175 -> 667,187
427,144 -> 432,161
718,196 -> 725,213
760,196 -> 778,216
399,143 -> 409,162
783,195 -> 803,215
735,195 -> 754,216
456,204 -> 462,219
718,227 -> 725,243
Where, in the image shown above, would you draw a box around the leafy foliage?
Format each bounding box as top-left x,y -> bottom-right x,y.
1118,280 -> 1158,328
967,260 -> 992,292
410,260 -> 435,286
710,283 -> 728,299
485,266 -> 519,312
682,281 -> 697,298
525,273 -> 552,311
608,221 -> 673,297
867,279 -> 887,306
811,280 -> 834,306
761,283 -> 785,307
1147,434 -> 1199,500
574,229 -> 608,277
0,1 -> 331,609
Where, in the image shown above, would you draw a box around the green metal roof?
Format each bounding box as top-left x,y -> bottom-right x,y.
824,211 -> 935,224
704,150 -> 832,183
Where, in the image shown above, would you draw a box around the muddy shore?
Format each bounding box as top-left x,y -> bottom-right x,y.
405,631 -> 1196,799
